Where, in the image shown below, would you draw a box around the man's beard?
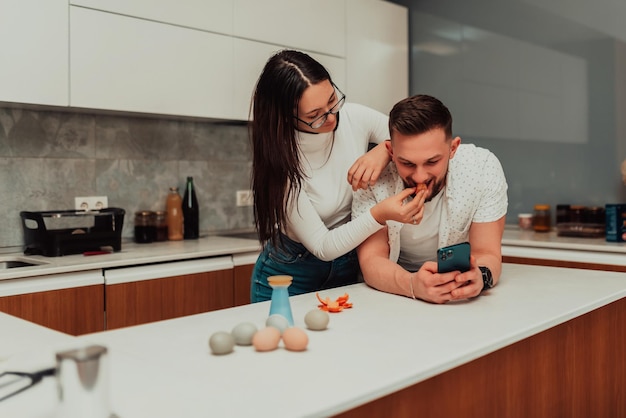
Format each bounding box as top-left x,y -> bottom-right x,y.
403,174 -> 447,203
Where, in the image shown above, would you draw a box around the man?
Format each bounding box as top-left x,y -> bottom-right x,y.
352,95 -> 508,303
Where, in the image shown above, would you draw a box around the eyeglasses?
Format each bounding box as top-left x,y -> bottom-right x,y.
295,86 -> 346,129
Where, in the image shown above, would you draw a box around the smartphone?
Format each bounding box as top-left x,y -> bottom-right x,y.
437,242 -> 471,273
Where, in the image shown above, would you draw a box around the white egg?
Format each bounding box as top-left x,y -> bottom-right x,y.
231,322 -> 258,346
304,309 -> 330,331
266,314 -> 289,334
209,331 -> 235,355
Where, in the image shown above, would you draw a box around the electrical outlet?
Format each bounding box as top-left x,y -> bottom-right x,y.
75,196 -> 108,211
236,190 -> 253,207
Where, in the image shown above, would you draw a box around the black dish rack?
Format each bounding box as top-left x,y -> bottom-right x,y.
20,208 -> 125,257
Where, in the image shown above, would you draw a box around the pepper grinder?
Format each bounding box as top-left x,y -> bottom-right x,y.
268,275 -> 294,326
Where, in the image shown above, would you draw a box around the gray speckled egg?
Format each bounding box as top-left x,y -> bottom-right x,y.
304,309 -> 330,331
209,331 -> 235,355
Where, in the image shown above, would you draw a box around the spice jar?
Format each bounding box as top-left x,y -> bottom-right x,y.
155,211 -> 168,242
584,206 -> 605,225
134,211 -> 157,243
532,204 -> 551,232
569,205 -> 586,224
556,204 -> 571,224
518,213 -> 533,230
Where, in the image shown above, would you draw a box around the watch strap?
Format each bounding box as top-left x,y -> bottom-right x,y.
479,266 -> 493,291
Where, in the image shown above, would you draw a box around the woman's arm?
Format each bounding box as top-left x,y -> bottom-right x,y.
286,185 -> 421,261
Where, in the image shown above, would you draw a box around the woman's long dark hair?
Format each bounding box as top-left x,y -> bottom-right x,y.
250,50 -> 333,247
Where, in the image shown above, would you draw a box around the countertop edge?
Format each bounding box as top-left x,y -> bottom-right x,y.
0,236 -> 262,281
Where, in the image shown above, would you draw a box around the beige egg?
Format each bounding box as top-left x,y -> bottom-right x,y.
252,327 -> 281,352
282,327 -> 309,351
231,322 -> 258,346
304,309 -> 330,331
209,331 -> 235,355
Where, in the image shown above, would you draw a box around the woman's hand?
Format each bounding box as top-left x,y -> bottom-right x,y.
370,187 -> 426,225
347,141 -> 391,191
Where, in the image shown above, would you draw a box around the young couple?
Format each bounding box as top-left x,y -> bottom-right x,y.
249,49 -> 507,305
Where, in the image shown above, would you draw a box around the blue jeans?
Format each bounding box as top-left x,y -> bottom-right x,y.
250,234 -> 360,303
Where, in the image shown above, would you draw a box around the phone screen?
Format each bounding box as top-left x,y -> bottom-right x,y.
437,242 -> 471,273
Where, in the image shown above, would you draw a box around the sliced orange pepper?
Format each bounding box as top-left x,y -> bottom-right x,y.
316,292 -> 328,306
316,292 -> 352,312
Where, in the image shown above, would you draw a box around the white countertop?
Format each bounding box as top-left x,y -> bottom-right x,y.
0,236 -> 261,281
2,226 -> 624,284
2,263 -> 625,417
502,226 -> 626,266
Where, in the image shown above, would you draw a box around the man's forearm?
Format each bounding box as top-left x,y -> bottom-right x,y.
359,255 -> 414,298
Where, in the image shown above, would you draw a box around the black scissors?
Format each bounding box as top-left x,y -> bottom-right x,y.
0,367 -> 56,402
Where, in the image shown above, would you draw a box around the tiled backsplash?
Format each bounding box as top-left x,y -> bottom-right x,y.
0,106 -> 254,248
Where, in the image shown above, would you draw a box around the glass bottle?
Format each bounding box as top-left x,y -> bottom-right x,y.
166,187 -> 183,241
182,176 -> 199,240
532,204 -> 551,232
268,275 -> 294,326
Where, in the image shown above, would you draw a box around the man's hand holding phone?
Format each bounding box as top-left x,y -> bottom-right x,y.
448,256 -> 483,300
412,242 -> 480,302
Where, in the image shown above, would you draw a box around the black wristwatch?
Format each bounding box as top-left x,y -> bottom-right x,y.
479,266 -> 493,292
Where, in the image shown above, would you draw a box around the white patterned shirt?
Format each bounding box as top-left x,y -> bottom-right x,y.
352,143 -> 508,262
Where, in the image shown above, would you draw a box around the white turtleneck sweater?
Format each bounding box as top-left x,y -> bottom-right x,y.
285,103 -> 388,261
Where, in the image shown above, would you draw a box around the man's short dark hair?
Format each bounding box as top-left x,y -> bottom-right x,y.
389,94 -> 453,139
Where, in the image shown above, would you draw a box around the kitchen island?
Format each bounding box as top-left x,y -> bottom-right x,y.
1,263 -> 624,417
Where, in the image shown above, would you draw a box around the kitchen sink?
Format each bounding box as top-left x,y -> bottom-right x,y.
0,256 -> 49,269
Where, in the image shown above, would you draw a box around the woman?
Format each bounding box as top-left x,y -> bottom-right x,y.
250,50 -> 424,302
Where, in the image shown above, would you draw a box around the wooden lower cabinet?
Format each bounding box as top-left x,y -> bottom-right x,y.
0,255 -> 254,334
233,264 -> 254,307
232,252 -> 259,307
337,297 -> 626,418
104,258 -> 236,330
0,284 -> 105,336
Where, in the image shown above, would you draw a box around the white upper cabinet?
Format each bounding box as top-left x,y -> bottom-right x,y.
70,7 -> 234,119
233,0 -> 346,58
69,0 -> 233,35
0,0 -> 68,106
346,0 -> 408,114
4,0 -> 405,122
232,40 -> 346,121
